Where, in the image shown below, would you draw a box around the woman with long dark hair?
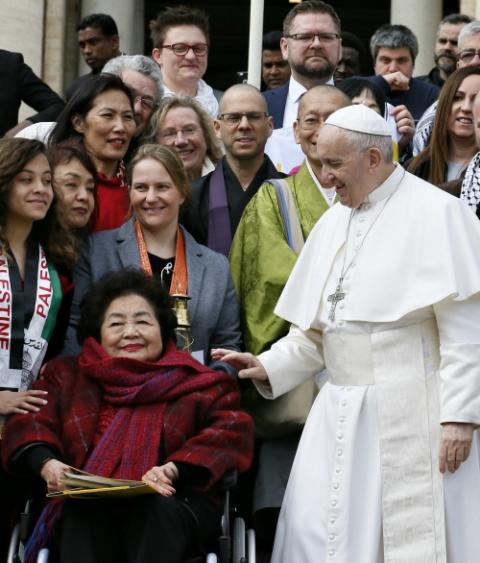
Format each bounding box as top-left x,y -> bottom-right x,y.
408,66 -> 480,190
0,137 -> 76,559
49,74 -> 136,232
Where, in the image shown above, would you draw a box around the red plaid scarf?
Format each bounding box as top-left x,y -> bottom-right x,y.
79,337 -> 217,479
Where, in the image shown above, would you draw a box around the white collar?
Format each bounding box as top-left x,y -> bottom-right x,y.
288,75 -> 335,104
288,76 -> 307,103
363,164 -> 404,205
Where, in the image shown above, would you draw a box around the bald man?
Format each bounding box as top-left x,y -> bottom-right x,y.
229,86 -> 350,545
184,84 -> 284,255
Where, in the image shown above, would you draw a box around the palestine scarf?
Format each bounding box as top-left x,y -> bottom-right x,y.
0,240 -> 61,392
460,151 -> 480,213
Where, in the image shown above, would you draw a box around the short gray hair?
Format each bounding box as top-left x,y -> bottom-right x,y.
458,21 -> 480,51
370,24 -> 418,63
102,55 -> 163,101
343,130 -> 393,163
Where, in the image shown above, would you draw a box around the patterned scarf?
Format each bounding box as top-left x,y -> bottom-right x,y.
79,337 -> 198,479
460,151 -> 480,212
25,338 -> 227,562
412,101 -> 437,156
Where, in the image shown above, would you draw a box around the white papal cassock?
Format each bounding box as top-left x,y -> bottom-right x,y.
257,164 -> 480,563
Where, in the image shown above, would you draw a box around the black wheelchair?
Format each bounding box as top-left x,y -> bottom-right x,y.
7,471 -> 256,563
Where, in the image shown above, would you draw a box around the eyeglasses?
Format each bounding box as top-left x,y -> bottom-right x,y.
133,95 -> 158,111
458,49 -> 480,63
161,43 -> 208,56
159,126 -> 201,142
284,32 -> 340,45
217,112 -> 269,126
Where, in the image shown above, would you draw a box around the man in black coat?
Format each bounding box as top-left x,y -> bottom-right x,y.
0,50 -> 65,138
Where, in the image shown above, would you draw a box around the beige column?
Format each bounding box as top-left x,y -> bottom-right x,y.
390,0 -> 442,76
460,0 -> 479,17
78,0 -> 145,75
0,0 -> 64,120
43,0 -> 67,95
0,0 -> 44,74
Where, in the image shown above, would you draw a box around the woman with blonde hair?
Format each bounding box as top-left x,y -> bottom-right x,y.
146,96 -> 222,181
63,144 -> 240,375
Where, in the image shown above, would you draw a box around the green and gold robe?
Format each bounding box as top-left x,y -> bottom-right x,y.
230,160 -> 332,355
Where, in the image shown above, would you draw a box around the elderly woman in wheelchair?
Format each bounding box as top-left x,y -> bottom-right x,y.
1,270 -> 254,563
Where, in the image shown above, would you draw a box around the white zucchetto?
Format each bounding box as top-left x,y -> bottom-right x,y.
325,104 -> 391,137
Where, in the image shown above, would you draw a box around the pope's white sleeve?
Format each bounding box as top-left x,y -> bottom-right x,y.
434,292 -> 480,425
255,324 -> 324,399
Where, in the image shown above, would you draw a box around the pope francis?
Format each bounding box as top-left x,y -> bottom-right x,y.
213,104 -> 480,562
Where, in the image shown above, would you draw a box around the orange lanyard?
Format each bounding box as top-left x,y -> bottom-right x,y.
134,220 -> 188,295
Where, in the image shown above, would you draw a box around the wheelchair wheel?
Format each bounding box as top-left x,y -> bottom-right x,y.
6,523 -> 20,563
232,517 -> 246,563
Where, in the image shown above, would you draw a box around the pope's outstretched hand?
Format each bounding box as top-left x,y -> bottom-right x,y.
211,348 -> 268,381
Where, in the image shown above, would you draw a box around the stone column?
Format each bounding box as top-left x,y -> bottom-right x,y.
78,0 -> 145,75
460,0 -> 477,17
43,0 -> 67,95
390,0 -> 442,76
0,0 -> 47,121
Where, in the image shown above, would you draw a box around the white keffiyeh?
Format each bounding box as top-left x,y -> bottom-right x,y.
460,151 -> 480,212
412,101 -> 437,156
163,79 -> 219,117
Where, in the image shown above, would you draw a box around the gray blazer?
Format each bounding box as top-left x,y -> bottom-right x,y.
63,219 -> 242,374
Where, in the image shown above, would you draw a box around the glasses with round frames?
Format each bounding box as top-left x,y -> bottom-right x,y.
217,112 -> 269,126
161,43 -> 208,56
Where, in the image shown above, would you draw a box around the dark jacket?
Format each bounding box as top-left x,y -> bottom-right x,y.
62,221 -> 242,375
263,83 -> 289,129
65,71 -> 96,101
183,155 -> 285,248
368,75 -> 440,122
0,49 -> 65,136
416,67 -> 445,89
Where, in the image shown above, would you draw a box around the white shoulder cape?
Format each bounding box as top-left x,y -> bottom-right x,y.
275,170 -> 480,329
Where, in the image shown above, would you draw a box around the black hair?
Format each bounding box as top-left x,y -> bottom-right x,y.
49,74 -> 134,147
77,270 -> 177,350
76,13 -> 119,36
336,77 -> 387,116
263,30 -> 283,51
341,31 -> 372,75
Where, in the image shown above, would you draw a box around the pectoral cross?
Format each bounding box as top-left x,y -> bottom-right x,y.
327,279 -> 345,322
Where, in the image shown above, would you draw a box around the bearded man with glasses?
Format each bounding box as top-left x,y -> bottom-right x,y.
150,5 -> 221,117
264,0 -> 342,130
183,84 -> 284,256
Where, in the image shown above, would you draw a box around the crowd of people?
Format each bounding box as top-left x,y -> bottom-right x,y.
1,1 -> 480,562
